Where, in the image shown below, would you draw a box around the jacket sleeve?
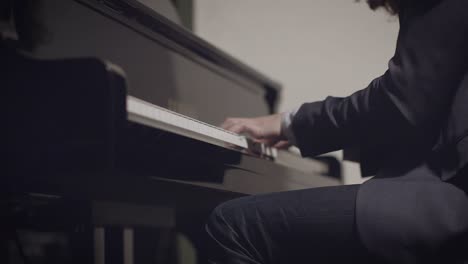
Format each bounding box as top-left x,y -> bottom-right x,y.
291,0 -> 468,158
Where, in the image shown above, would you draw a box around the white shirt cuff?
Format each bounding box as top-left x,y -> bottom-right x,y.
281,108 -> 298,146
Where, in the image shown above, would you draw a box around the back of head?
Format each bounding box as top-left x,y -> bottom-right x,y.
364,0 -> 401,14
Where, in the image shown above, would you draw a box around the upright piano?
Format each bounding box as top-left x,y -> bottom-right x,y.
3,0 -> 342,263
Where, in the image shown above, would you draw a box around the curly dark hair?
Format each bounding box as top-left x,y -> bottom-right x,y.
364,0 -> 401,14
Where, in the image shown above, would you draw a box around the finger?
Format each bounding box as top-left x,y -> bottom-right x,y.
221,123 -> 235,131
255,137 -> 276,146
220,118 -> 240,130
221,118 -> 266,140
273,140 -> 291,149
228,124 -> 249,135
229,124 -> 262,140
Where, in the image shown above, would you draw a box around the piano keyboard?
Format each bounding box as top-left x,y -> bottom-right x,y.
126,96 -> 277,158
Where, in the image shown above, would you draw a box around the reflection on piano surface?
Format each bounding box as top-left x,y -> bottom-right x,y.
3,0 -> 342,263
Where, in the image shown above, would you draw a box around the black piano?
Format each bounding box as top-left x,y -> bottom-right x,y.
2,0 -> 341,263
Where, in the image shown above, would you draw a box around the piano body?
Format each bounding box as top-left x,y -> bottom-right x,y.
3,0 -> 341,263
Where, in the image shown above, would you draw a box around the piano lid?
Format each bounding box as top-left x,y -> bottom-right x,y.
133,0 -> 182,25
31,0 -> 282,126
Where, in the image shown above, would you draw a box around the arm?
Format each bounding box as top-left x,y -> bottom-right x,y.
292,0 -> 468,157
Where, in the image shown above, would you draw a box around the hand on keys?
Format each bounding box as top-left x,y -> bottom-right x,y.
221,113 -> 291,149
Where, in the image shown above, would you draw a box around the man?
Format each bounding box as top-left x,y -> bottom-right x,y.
205,0 -> 468,263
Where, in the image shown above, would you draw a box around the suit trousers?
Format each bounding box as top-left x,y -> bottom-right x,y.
356,162 -> 468,264
204,184 -> 378,264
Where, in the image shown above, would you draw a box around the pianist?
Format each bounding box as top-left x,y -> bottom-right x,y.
206,0 -> 468,263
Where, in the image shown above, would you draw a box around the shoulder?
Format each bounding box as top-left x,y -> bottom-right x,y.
397,0 -> 466,40
399,0 -> 455,24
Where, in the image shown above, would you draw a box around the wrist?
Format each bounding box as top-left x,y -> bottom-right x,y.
280,108 -> 298,145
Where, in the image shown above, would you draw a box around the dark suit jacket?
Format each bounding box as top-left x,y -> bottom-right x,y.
292,0 -> 468,182
291,0 -> 468,262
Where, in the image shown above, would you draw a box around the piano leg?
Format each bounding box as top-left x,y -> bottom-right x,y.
123,228 -> 134,264
2,192 -> 236,264
94,226 -> 181,264
94,227 -> 105,264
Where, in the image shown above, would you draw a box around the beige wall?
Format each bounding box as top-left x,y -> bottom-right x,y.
193,0 -> 399,184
